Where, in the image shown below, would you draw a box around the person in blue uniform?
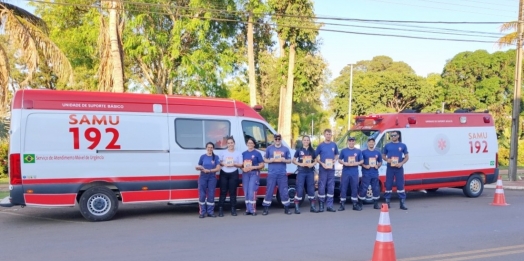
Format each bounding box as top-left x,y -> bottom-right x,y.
315,129 -> 339,212
241,137 -> 265,216
292,135 -> 318,214
218,136 -> 243,217
195,142 -> 221,218
338,136 -> 363,211
382,131 -> 410,210
358,137 -> 382,210
262,134 -> 293,215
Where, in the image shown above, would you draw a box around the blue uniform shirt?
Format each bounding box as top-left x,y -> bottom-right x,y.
315,141 -> 339,170
198,154 -> 220,175
242,149 -> 264,174
265,145 -> 291,175
339,147 -> 362,175
361,149 -> 382,175
383,142 -> 409,167
294,147 -> 316,173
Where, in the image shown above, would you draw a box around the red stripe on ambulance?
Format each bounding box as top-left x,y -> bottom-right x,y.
24,194 -> 77,206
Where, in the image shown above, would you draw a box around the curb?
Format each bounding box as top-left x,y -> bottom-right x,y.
485,184 -> 524,190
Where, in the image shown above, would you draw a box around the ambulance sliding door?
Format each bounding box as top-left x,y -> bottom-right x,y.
22,111 -> 171,204
169,117 -> 232,202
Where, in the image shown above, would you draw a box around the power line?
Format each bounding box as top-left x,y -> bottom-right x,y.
26,0 -> 510,24
416,0 -> 516,12
451,0 -> 516,8
23,0 -> 507,44
365,0 -> 516,18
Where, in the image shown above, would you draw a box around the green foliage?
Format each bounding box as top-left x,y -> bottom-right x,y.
226,78 -> 250,104
440,50 -> 517,140
497,140 -> 524,166
0,137 -> 8,177
329,56 -> 442,126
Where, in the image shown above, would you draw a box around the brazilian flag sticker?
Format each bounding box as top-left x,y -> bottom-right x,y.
23,154 -> 36,164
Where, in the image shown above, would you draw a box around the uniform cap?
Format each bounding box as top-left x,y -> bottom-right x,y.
347,137 -> 356,141
274,133 -> 282,138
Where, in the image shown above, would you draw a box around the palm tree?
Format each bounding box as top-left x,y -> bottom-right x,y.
0,1 -> 72,115
97,0 -> 124,93
497,21 -> 518,47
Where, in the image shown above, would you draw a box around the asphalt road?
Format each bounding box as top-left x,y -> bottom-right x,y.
1,188 -> 523,261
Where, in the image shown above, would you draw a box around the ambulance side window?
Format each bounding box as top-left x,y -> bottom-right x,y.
175,119 -> 230,149
241,120 -> 274,151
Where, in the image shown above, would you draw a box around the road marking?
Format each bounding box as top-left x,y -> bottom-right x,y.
398,244 -> 524,261
435,249 -> 524,261
0,211 -> 84,224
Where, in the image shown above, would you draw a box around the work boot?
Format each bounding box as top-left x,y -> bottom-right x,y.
338,201 -> 345,211
294,201 -> 301,214
373,200 -> 380,209
400,199 -> 408,210
385,198 -> 391,208
218,207 -> 224,217
319,201 -> 325,212
284,206 -> 292,215
326,206 -> 336,212
262,206 -> 269,215
231,208 -> 237,216
358,198 -> 364,208
352,202 -> 362,211
310,200 -> 319,213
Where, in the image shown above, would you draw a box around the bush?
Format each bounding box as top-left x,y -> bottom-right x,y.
0,137 -> 7,178
497,140 -> 524,167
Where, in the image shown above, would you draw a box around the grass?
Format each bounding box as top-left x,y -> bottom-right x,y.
0,191 -> 8,198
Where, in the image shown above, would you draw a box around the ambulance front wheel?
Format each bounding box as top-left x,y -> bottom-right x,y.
79,186 -> 119,222
463,174 -> 484,198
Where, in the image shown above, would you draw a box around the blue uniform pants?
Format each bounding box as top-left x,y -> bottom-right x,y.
340,173 -> 359,203
358,173 -> 380,200
198,173 -> 217,215
295,171 -> 315,201
242,171 -> 259,213
318,168 -> 335,207
384,167 -> 406,200
263,174 -> 290,207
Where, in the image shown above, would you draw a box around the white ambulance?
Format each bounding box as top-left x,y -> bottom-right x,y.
334,111 -> 499,201
1,89 -> 298,221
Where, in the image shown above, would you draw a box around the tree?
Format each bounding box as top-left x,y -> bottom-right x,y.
497,21 -> 518,48
330,56 -> 440,125
98,0 -> 125,92
0,1 -> 72,115
440,50 -> 517,139
269,0 -> 319,145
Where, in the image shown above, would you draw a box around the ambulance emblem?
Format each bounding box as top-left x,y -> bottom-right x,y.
434,134 -> 450,155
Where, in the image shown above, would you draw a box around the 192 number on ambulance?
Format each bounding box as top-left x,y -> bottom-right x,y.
469,140 -> 487,153
69,127 -> 121,150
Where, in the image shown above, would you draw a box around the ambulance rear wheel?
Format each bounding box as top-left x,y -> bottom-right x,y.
79,186 -> 119,222
277,179 -> 303,207
463,174 -> 484,198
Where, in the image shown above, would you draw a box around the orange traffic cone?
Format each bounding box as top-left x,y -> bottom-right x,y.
371,203 -> 396,261
491,175 -> 509,206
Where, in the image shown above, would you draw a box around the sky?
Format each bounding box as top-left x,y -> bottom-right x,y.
314,0 -> 518,79
15,0 -> 519,80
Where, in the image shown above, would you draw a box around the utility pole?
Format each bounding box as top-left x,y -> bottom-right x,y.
347,64 -> 353,130
509,0 -> 524,182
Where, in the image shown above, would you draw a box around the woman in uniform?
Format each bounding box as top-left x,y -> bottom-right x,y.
241,137 -> 264,216
292,135 -> 318,214
218,136 -> 243,217
195,142 -> 221,218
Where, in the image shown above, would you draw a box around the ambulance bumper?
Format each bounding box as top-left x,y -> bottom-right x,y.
485,168 -> 499,184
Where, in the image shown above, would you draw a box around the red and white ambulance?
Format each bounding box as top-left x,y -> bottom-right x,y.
1,89 -> 298,221
334,111 -> 499,200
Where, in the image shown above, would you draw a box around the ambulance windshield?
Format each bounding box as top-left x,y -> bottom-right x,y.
336,130 -> 380,150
